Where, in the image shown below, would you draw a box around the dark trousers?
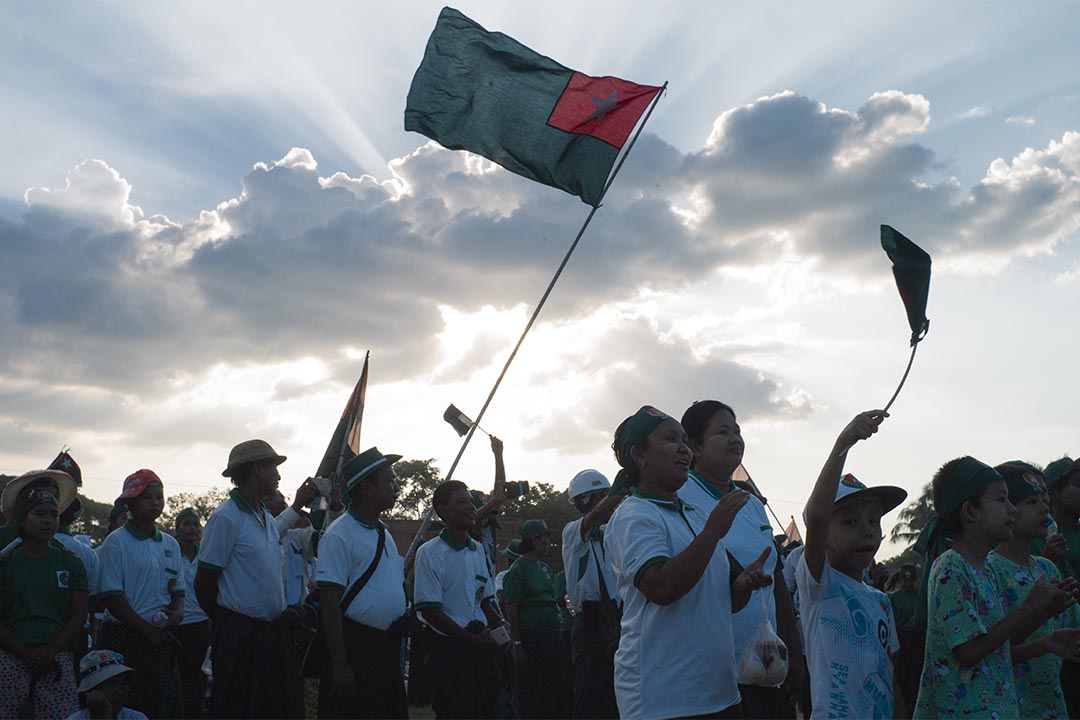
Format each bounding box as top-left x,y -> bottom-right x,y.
519,628 -> 566,719
174,621 -> 210,719
1063,658 -> 1080,719
893,629 -> 923,718
208,608 -> 289,719
736,683 -> 794,720
570,613 -> 618,719
425,629 -> 499,719
318,619 -> 407,719
96,621 -> 182,718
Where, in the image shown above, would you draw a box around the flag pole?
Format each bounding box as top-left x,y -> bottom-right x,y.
882,343 -> 918,413
402,83 -> 669,572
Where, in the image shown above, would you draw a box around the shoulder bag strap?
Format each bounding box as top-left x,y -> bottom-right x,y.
340,524 -> 386,612
588,537 -> 612,603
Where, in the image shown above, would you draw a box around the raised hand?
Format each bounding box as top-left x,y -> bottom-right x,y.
1025,579 -> 1077,621
703,489 -> 750,540
1043,533 -> 1069,562
835,410 -> 888,454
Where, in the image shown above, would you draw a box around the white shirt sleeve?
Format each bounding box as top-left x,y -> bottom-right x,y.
314,529 -> 351,589
413,543 -> 443,608
95,533 -> 126,598
607,502 -> 673,589
275,507 -> 299,537
166,536 -> 185,597
198,509 -> 237,571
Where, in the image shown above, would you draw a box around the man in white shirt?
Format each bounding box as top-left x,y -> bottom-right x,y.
414,480 -> 506,719
194,438 -> 291,719
561,469 -> 623,719
315,446 -> 408,719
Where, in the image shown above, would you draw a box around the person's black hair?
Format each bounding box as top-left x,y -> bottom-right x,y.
519,537 -> 535,554
932,457 -> 994,536
680,400 -> 737,444
433,480 -> 469,520
611,419 -> 653,488
58,497 -> 82,527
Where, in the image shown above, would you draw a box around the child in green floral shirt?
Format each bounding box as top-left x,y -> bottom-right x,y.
989,462 -> 1080,720
913,457 -> 1080,719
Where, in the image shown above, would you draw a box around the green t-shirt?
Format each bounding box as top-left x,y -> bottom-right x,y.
502,556 -> 561,632
1033,523 -> 1080,582
989,551 -> 1077,720
0,544 -> 88,647
888,588 -> 919,633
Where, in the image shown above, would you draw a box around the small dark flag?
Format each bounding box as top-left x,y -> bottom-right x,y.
881,225 -> 931,347
443,404 -> 474,437
48,449 -> 81,487
405,7 -> 662,206
315,353 -> 369,480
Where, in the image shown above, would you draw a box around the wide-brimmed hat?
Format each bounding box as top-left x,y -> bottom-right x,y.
519,518 -> 554,540
118,469 -> 163,500
1,469 -> 76,519
222,439 -> 287,478
499,538 -> 522,560
77,650 -> 134,692
342,447 -> 402,491
803,473 -> 907,524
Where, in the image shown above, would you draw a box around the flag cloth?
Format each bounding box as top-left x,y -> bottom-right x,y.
881,225 -> 931,346
48,450 -> 81,487
784,517 -> 803,546
405,7 -> 662,206
315,352 -> 369,480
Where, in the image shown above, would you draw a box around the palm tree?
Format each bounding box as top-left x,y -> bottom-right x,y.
890,481 -> 933,548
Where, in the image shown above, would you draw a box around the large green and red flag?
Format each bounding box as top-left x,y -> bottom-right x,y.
315,351 -> 368,480
880,225 -> 931,346
405,7 -> 662,207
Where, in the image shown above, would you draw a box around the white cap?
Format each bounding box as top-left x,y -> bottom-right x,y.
802,473 -> 907,524
77,650 -> 134,692
568,469 -> 611,503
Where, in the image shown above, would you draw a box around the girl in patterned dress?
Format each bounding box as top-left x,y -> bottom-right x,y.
989,462 -> 1080,720
913,457 -> 1080,719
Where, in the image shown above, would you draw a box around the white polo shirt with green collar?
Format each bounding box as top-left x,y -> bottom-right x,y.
604,488 -> 739,720
97,521 -> 184,623
678,470 -> 779,660
198,488 -> 286,622
315,510 -> 406,631
413,529 -> 494,636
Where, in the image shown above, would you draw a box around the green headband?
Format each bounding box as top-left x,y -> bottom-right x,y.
15,488 -> 59,524
613,406 -> 673,468
996,462 -> 1045,505
914,456 -> 1003,627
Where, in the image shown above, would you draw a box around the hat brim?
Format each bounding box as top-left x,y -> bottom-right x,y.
221,453 -> 287,477
1,470 -> 77,518
345,453 -> 403,490
836,486 -> 908,515
77,663 -> 134,693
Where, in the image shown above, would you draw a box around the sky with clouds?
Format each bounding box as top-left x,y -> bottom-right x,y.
2,1 -> 1079,554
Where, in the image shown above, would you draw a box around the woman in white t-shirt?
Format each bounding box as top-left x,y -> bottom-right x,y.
604,405 -> 773,720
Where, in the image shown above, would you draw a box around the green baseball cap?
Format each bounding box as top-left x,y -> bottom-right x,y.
519,518 -> 553,540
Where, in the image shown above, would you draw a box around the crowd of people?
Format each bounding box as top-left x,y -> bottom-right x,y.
2,399 -> 1080,720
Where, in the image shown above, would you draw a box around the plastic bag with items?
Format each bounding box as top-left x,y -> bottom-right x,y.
737,589 -> 788,687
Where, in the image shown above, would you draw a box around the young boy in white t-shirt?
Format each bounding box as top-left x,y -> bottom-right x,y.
797,410 -> 908,719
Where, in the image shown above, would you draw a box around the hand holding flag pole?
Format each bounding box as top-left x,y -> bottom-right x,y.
879,225 -> 931,413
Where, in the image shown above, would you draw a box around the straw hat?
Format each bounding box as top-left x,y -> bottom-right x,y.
222,439 -> 287,477
1,469 -> 77,519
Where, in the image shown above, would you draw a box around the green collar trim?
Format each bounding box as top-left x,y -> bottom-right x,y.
229,488 -> 260,515
123,520 -> 162,542
689,470 -> 728,501
439,528 -> 476,552
348,508 -> 378,530
630,487 -> 694,512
